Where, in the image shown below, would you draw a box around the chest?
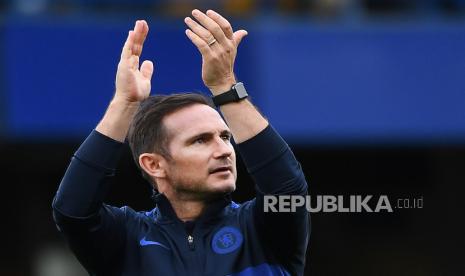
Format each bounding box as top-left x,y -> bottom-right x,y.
122,220 -> 265,276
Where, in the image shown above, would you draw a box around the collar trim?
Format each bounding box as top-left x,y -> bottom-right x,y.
152,193 -> 233,224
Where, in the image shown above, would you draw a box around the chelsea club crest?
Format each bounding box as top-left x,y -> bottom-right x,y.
211,226 -> 243,254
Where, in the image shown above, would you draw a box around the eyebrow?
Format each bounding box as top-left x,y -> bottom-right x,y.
186,130 -> 232,144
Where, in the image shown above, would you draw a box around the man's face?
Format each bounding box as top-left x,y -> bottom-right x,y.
162,104 -> 237,200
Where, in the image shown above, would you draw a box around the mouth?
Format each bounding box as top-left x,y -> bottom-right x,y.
209,166 -> 233,174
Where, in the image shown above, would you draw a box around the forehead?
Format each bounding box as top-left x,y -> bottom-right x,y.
163,104 -> 229,139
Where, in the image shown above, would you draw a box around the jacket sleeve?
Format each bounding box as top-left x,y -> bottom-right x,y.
236,125 -> 310,275
52,130 -> 127,274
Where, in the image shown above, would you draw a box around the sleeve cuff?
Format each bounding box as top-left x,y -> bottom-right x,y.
75,130 -> 125,170
235,125 -> 289,173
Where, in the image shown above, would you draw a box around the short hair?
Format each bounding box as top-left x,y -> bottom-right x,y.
127,93 -> 215,189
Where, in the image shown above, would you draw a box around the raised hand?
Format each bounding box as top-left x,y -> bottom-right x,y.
115,20 -> 154,103
184,10 -> 247,95
96,20 -> 154,142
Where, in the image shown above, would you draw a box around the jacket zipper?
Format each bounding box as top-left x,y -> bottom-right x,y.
187,234 -> 195,250
185,221 -> 195,251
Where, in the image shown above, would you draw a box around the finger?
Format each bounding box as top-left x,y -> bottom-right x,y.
185,29 -> 211,56
184,17 -> 215,45
121,30 -> 134,60
140,60 -> 154,80
233,30 -> 248,47
132,20 -> 149,56
206,10 -> 233,40
129,55 -> 140,70
191,9 -> 227,45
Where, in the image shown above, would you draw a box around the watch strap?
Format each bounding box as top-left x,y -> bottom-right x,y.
212,82 -> 248,106
212,89 -> 239,106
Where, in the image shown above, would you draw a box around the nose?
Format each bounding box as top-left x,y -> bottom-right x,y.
212,136 -> 233,159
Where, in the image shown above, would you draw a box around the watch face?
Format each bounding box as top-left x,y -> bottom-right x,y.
234,83 -> 248,98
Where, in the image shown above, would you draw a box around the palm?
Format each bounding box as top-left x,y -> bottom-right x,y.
116,65 -> 151,101
115,20 -> 154,103
183,10 -> 247,93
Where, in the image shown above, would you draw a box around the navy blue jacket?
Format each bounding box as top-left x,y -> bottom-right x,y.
52,125 -> 309,275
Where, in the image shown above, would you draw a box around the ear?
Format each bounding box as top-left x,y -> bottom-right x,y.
139,153 -> 167,179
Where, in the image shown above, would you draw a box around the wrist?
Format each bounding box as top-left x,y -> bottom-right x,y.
110,91 -> 140,107
208,78 -> 237,96
110,96 -> 141,110
211,82 -> 248,107
96,98 -> 140,142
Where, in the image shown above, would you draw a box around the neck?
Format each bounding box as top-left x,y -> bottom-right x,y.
168,197 -> 206,221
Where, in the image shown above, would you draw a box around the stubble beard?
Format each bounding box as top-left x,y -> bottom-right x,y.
170,174 -> 236,201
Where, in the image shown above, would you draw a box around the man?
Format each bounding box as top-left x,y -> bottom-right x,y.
52,9 -> 309,276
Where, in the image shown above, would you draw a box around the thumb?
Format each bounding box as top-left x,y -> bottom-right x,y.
140,60 -> 154,80
233,30 -> 248,46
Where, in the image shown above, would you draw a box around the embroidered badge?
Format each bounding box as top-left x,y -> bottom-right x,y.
211,226 -> 243,254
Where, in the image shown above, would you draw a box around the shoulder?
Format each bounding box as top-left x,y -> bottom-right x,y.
223,199 -> 258,224
103,204 -> 158,225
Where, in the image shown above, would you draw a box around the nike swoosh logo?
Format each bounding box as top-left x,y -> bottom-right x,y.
139,237 -> 170,250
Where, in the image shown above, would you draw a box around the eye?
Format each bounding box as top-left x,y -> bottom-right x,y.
194,138 -> 205,144
221,134 -> 231,141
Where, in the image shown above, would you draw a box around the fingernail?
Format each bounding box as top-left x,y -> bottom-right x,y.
192,9 -> 199,16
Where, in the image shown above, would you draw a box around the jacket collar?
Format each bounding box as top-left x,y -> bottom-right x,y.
152,192 -> 232,224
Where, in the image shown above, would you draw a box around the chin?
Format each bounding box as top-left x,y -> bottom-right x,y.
208,171 -> 236,190
215,181 -> 236,194
208,179 -> 236,195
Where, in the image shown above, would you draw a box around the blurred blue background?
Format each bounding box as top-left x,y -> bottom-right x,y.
2,0 -> 465,144
1,1 -> 465,276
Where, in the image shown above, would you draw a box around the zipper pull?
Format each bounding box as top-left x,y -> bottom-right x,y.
187,234 -> 195,250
